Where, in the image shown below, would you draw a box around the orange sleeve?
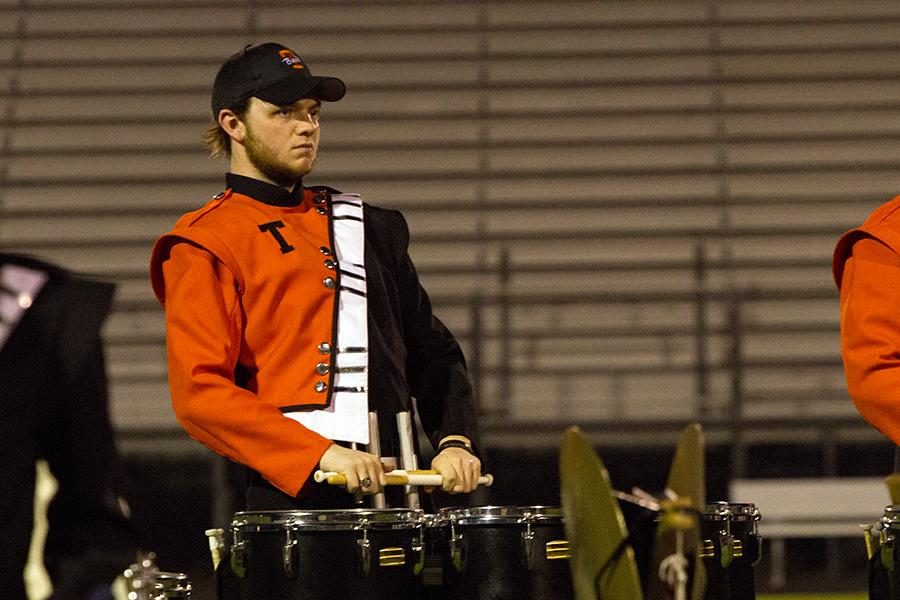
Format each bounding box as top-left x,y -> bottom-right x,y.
840,236 -> 900,444
160,242 -> 332,495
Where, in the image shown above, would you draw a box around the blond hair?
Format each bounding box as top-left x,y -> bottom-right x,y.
203,98 -> 251,159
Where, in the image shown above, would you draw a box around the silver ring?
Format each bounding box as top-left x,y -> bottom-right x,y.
360,477 -> 372,487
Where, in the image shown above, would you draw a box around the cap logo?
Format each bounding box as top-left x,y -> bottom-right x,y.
278,49 -> 304,70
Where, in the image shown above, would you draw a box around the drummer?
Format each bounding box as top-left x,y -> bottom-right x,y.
150,41 -> 482,511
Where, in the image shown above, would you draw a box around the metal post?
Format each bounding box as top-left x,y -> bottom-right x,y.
693,243 -> 709,416
470,293 -> 483,411
368,411 -> 386,508
728,295 -> 747,480
397,412 -> 420,509
498,248 -> 511,418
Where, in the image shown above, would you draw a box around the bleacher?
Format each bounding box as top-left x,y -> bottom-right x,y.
2,0 -> 898,445
7,4 -> 900,593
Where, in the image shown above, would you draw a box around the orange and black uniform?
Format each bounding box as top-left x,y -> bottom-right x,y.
150,174 -> 479,508
834,196 -> 900,444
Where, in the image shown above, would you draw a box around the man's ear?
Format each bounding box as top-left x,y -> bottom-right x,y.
218,109 -> 246,144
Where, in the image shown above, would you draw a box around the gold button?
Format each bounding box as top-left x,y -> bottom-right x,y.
316,363 -> 330,375
314,381 -> 327,393
323,277 -> 335,289
320,246 -> 332,256
318,342 -> 332,354
324,259 -> 336,270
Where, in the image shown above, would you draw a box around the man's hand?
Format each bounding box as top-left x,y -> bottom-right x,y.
431,447 -> 481,493
318,444 -> 391,494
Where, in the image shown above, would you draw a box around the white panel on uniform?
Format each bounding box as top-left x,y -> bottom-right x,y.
286,194 -> 370,444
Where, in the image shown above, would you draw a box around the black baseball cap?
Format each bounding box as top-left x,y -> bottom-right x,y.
211,42 -> 346,117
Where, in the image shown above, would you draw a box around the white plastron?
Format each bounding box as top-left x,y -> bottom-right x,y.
286,194 -> 370,444
0,263 -> 49,350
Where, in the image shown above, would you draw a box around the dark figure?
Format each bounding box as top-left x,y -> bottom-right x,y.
0,253 -> 139,600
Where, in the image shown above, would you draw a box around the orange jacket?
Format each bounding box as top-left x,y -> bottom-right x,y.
150,187 -> 338,495
834,195 -> 900,444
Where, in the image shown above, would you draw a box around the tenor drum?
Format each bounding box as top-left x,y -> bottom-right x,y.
230,509 -> 425,600
424,506 -> 573,600
700,502 -> 761,600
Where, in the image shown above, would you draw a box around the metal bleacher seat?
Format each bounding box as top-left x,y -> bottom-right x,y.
3,0 -> 900,442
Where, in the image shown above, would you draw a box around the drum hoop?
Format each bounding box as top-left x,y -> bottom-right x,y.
883,504 -> 900,527
232,508 -> 424,530
701,502 -> 732,520
435,505 -> 564,525
701,502 -> 760,521
153,572 -> 189,583
726,502 -> 761,520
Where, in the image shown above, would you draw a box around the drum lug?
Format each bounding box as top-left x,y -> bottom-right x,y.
750,534 -> 763,566
412,521 -> 426,575
449,518 -> 464,572
283,526 -> 299,580
356,518 -> 372,577
230,540 -> 247,579
883,532 -> 896,572
718,533 -> 735,568
521,512 -> 536,570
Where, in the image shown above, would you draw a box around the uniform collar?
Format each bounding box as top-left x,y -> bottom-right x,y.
225,173 -> 303,207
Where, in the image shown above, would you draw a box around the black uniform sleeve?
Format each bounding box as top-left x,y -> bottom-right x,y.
388,210 -> 482,456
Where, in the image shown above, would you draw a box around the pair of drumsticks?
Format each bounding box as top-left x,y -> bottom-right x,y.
315,411 -> 493,493
315,469 -> 493,488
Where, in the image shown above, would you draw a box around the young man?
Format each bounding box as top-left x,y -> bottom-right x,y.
150,42 -> 482,509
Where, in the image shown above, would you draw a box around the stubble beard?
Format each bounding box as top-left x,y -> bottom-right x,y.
244,128 -> 316,188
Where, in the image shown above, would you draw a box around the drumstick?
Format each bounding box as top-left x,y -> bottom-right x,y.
314,469 -> 493,488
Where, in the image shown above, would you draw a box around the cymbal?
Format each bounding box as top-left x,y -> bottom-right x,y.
560,426 -> 643,600
665,423 -> 705,510
646,423 -> 707,600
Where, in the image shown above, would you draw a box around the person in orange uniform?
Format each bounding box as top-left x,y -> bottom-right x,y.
834,196 -> 900,444
150,42 -> 481,510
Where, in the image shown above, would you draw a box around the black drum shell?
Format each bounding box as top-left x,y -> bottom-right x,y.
423,507 -> 573,600
232,511 -> 423,600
